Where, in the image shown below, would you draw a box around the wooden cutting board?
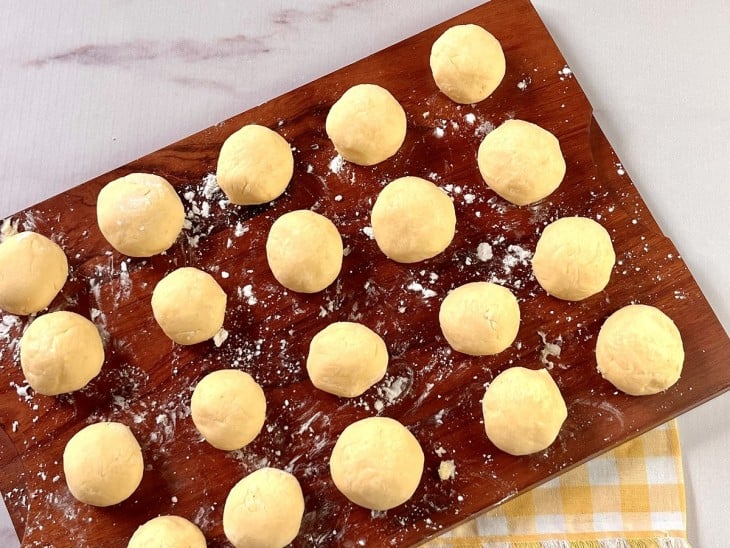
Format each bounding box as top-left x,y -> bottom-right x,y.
1,0 -> 729,546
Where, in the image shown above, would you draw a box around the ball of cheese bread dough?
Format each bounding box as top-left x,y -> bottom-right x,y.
20,311 -> 104,396
63,422 -> 144,507
266,210 -> 343,293
0,232 -> 68,315
596,304 -> 684,396
306,322 -> 388,398
532,216 -> 615,301
216,124 -> 294,205
325,84 -> 407,166
96,173 -> 185,257
191,369 -> 267,451
128,515 -> 206,548
371,176 -> 456,263
223,467 -> 305,548
151,267 -> 227,345
439,282 -> 520,356
477,119 -> 566,206
330,417 -> 424,511
430,24 -> 506,104
482,367 -> 567,456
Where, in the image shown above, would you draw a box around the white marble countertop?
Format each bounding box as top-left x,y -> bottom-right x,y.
1,1 -> 728,546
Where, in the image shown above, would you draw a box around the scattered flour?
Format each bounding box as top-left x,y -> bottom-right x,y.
477,242 -> 493,262
558,65 -> 573,79
406,281 -> 437,299
538,331 -> 562,369
238,284 -> 257,306
329,154 -> 344,174
213,327 -> 229,348
438,460 -> 456,481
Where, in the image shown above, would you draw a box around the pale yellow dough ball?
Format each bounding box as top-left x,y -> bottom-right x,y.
96,173 -> 185,257
20,311 -> 104,396
306,322 -> 388,397
371,176 -> 456,263
0,231 -> 68,315
266,210 -> 343,293
128,515 -> 206,548
330,417 -> 424,511
430,24 -> 506,104
223,468 -> 305,548
439,282 -> 520,356
151,267 -> 227,345
63,422 -> 144,507
482,367 -> 567,456
596,304 -> 684,396
532,216 -> 616,301
477,119 -> 566,206
325,84 -> 407,166
216,124 -> 294,205
191,369 -> 267,451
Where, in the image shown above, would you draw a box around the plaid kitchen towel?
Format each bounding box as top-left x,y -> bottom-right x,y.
426,420 -> 688,548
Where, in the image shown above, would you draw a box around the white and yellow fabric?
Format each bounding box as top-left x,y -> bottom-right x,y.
427,421 -> 688,548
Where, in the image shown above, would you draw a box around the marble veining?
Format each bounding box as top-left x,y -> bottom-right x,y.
27,35 -> 272,67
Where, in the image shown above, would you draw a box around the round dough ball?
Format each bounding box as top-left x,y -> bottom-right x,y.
216,124 -> 294,205
325,84 -> 407,166
371,176 -> 456,263
151,267 -> 227,345
191,369 -> 267,451
430,24 -> 506,104
128,515 -> 206,548
223,467 -> 304,548
307,322 -> 388,398
266,210 -> 343,293
439,282 -> 520,356
477,119 -> 566,206
596,304 -> 684,396
20,311 -> 104,396
0,232 -> 68,315
532,216 -> 615,301
330,417 -> 424,511
482,367 -> 567,456
63,422 -> 144,507
96,173 -> 185,257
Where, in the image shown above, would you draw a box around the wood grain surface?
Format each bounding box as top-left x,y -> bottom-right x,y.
1,0 -> 729,546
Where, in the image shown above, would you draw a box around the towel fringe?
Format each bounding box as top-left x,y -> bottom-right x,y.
514,538 -> 691,548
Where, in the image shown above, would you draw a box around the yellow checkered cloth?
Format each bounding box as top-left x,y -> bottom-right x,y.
426,421 -> 689,548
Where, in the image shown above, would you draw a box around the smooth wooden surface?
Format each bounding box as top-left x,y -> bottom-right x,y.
1,0 -> 729,546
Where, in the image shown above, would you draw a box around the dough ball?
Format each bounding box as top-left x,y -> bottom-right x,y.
151,267 -> 227,345
217,124 -> 294,205
330,417 -> 424,511
482,367 -> 567,456
191,369 -> 267,451
128,515 -> 206,548
371,176 -> 456,263
439,282 -> 520,356
430,24 -> 506,104
223,467 -> 304,548
63,422 -> 144,507
325,84 -> 407,166
596,304 -> 684,396
266,210 -> 343,293
306,322 -> 388,398
0,232 -> 68,315
477,119 -> 566,206
20,311 -> 104,396
532,216 -> 615,301
96,173 -> 185,257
